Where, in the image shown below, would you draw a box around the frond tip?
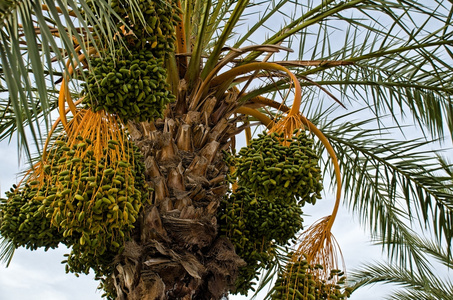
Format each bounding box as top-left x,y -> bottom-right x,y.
0,236 -> 15,267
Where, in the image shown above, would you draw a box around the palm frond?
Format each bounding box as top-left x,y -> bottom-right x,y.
224,0 -> 453,140
0,92 -> 59,143
0,0 -> 142,162
314,113 -> 453,273
201,0 -> 250,78
349,258 -> 453,300
0,236 -> 15,267
186,0 -> 213,86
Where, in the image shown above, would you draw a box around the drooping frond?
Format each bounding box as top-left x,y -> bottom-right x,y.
220,0 -> 453,140
349,254 -> 453,300
315,112 -> 453,273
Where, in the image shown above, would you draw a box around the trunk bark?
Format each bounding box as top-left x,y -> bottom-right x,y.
111,108 -> 245,299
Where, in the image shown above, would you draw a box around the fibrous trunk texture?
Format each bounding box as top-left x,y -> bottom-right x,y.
112,109 -> 245,299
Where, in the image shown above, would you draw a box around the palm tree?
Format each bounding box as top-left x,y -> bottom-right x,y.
1,0 -> 453,299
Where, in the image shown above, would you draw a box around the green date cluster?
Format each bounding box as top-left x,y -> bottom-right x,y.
271,260 -> 351,300
0,136 -> 148,281
81,46 -> 175,122
219,131 -> 324,294
84,0 -> 180,54
0,184 -> 67,250
235,131 -> 323,205
80,0 -> 181,122
219,186 -> 305,294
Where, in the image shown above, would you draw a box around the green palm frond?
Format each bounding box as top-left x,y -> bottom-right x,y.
0,0 -> 142,161
0,236 -> 15,267
349,261 -> 453,300
186,0 -> 214,85
312,112 -> 453,273
225,0 -> 453,139
200,0 -> 250,78
349,235 -> 453,300
0,92 -> 59,143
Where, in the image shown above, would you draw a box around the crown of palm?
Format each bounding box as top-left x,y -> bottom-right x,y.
1,0 -> 453,298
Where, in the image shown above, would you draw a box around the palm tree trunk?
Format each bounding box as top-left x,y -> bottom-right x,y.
111,111 -> 245,299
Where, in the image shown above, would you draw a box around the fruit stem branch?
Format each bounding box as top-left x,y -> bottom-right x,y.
58,48 -> 96,127
299,116 -> 341,229
44,98 -> 83,161
235,106 -> 275,129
